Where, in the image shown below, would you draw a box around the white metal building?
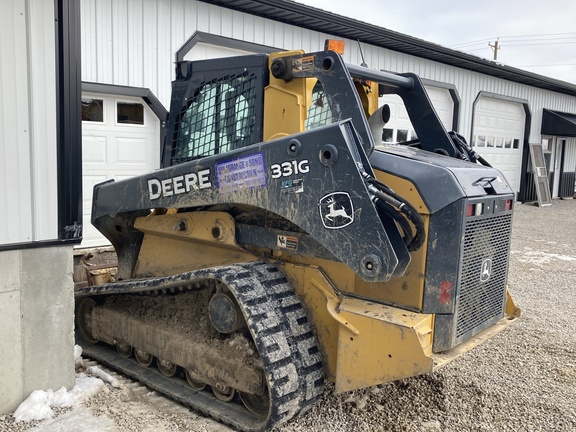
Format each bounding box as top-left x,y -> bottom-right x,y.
78,0 -> 576,246
0,0 -> 79,414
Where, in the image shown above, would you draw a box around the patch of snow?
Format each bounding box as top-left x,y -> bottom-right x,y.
13,375 -> 104,423
86,366 -> 122,388
28,405 -> 118,432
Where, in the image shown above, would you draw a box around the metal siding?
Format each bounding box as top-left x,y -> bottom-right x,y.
565,139 -> 576,172
0,0 -> 33,244
127,0 -> 144,88
28,0 -> 59,240
142,1 -> 159,100
0,0 -> 58,245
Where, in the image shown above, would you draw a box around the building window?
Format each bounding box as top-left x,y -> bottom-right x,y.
397,129 -> 409,142
82,98 -> 104,122
117,102 -> 144,125
382,128 -> 394,143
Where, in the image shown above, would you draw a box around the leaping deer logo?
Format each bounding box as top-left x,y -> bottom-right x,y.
319,192 -> 354,229
480,258 -> 492,282
325,197 -> 353,222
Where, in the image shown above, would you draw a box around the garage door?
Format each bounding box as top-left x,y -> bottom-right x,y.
378,86 -> 454,145
81,93 -> 160,247
472,97 -> 525,194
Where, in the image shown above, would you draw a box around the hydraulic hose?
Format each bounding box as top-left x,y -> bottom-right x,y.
372,197 -> 413,246
365,177 -> 426,252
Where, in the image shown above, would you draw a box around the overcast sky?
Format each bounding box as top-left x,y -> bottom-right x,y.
295,0 -> 576,84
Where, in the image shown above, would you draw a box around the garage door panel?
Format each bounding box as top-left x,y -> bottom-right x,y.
82,135 -> 108,164
115,136 -> 152,164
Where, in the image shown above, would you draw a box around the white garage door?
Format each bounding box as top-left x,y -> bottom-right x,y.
378,86 -> 454,145
472,97 -> 525,194
81,93 -> 160,247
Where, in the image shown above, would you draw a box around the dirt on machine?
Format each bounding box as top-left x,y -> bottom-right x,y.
74,42 -> 521,431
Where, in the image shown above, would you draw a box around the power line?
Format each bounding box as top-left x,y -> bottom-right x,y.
505,41 -> 576,47
449,32 -> 576,48
498,31 -> 576,39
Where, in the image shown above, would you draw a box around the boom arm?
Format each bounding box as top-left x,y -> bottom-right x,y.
92,120 -> 410,283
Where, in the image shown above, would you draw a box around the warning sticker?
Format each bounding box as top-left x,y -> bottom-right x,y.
215,153 -> 267,193
293,55 -> 315,72
277,234 -> 299,251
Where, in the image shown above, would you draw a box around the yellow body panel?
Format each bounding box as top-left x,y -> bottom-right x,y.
281,262 -> 436,393
263,50 -> 317,141
133,212 -> 256,277
336,298 -> 435,393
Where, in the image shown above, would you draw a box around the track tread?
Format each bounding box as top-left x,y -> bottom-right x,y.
76,261 -> 325,431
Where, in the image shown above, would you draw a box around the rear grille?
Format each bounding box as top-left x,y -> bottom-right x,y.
454,212 -> 513,344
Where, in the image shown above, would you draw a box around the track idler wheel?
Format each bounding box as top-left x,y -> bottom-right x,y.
208,291 -> 245,334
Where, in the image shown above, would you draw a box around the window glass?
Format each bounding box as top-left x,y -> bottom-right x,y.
504,138 -> 512,149
486,136 -> 494,148
476,136 -> 486,147
496,137 -> 503,148
382,128 -> 394,143
513,139 -> 520,149
305,82 -> 332,130
172,72 -> 258,163
397,129 -> 408,142
82,98 -> 104,122
117,102 -> 144,125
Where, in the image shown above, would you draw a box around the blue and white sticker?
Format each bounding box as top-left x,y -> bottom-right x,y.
215,153 -> 267,193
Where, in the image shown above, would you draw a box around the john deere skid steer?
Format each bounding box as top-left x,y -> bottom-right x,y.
75,47 -> 520,431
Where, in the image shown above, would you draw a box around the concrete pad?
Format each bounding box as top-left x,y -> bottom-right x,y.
0,290 -> 23,413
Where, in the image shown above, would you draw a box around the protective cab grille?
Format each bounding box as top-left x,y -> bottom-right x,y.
454,208 -> 513,346
170,71 -> 258,166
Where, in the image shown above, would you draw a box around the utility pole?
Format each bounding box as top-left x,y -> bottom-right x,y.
488,38 -> 500,60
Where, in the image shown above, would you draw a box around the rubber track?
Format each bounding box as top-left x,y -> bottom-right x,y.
76,261 -> 325,432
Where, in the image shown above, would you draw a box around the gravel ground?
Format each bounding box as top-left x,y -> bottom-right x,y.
2,200 -> 575,432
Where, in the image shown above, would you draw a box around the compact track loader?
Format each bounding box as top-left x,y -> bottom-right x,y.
75,47 -> 520,431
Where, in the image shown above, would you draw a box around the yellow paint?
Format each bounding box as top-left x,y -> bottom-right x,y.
264,51 -> 308,141
336,297 -> 434,393
280,262 -> 436,390
505,288 -> 522,317
132,212 -> 256,277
